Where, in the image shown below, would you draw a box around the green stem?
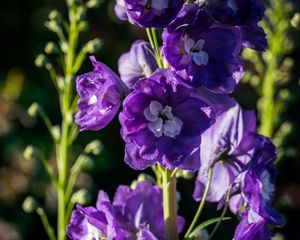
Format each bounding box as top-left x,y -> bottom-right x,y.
37,208 -> 56,240
162,168 -> 178,240
184,167 -> 213,239
208,203 -> 228,240
151,28 -> 163,68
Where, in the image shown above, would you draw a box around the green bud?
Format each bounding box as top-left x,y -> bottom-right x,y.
35,54 -> 47,68
71,189 -> 92,205
60,42 -> 69,53
181,170 -> 194,180
76,6 -> 87,21
45,42 -> 59,54
84,140 -> 103,155
45,20 -> 61,33
130,180 -> 138,189
83,38 -> 102,54
48,10 -> 61,21
28,102 -> 40,117
66,112 -> 73,125
86,0 -> 101,8
23,145 -> 38,161
22,196 -> 39,213
57,76 -> 65,91
291,13 -> 300,29
67,0 -> 79,6
51,125 -> 61,142
137,173 -> 156,184
78,21 -> 89,32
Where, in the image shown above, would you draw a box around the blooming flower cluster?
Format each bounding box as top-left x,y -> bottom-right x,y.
70,0 -> 282,239
67,181 -> 184,239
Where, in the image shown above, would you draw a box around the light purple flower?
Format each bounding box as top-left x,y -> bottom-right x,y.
114,0 -> 128,21
112,181 -> 184,239
67,191 -> 125,240
118,40 -> 158,89
119,68 -> 215,170
162,3 -> 243,93
124,0 -> 184,28
67,181 -> 185,240
75,56 -> 127,131
205,0 -> 267,51
193,102 -> 256,202
233,215 -> 272,240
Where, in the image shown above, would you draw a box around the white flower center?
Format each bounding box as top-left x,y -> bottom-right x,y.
184,38 -> 209,66
143,100 -> 183,138
227,0 -> 238,12
82,220 -> 106,240
88,95 -> 98,105
259,170 -> 275,204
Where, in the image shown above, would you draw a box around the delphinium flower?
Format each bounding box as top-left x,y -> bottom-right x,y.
123,0 -> 184,28
193,102 -> 256,203
118,40 -> 158,89
229,135 -> 284,239
75,56 -> 127,131
205,0 -> 267,51
114,0 -> 128,21
119,68 -> 215,170
67,181 -> 185,239
162,3 -> 243,93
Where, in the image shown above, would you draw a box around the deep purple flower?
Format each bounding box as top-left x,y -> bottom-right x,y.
75,56 -> 127,131
162,3 -> 243,93
124,0 -> 184,28
205,0 -> 267,51
233,215 -> 273,240
114,0 -> 128,21
231,135 -> 283,225
112,181 -> 184,239
118,40 -> 158,89
193,102 -> 256,202
119,68 -> 215,170
67,191 -> 125,240
67,181 -> 184,240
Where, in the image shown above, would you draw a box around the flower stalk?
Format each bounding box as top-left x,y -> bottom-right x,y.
162,168 -> 179,240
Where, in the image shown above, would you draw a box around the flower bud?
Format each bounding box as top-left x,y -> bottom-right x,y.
137,173 -> 156,184
76,6 -> 86,21
57,75 -> 65,91
48,10 -> 61,21
71,189 -> 92,205
84,140 -> 103,155
45,42 -> 59,54
86,0 -> 101,8
51,125 -> 61,142
45,20 -> 61,33
22,196 -> 39,213
83,39 -> 102,54
291,13 -> 300,29
130,180 -> 138,189
23,145 -> 38,161
35,54 -> 47,68
28,102 -> 40,117
60,42 -> 69,53
78,21 -> 89,32
67,0 -> 79,6
66,112 -> 73,125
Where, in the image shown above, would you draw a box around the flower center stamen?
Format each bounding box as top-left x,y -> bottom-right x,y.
184,38 -> 209,66
143,100 -> 183,138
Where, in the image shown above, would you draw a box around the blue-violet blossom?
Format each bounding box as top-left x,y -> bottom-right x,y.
205,0 -> 267,51
67,181 -> 184,240
119,68 -> 215,170
75,56 -> 127,131
124,0 -> 184,28
162,3 -> 243,93
118,40 -> 158,89
114,0 -> 129,21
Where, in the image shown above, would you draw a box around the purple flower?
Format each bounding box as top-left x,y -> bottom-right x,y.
233,216 -> 273,240
124,0 -> 184,28
114,0 -> 128,21
118,40 -> 158,89
205,0 -> 267,51
162,3 -> 243,93
112,181 -> 184,239
75,56 -> 127,131
67,181 -> 185,240
193,102 -> 256,202
67,191 -> 125,240
119,68 -> 215,170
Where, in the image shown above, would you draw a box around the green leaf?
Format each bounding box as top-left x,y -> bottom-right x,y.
189,217 -> 231,238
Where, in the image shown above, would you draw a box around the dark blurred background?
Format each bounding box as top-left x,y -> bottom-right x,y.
0,0 -> 299,239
